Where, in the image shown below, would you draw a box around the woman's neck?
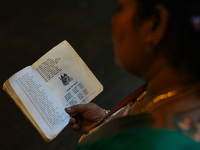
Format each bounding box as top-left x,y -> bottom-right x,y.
141,57 -> 200,115
142,56 -> 190,100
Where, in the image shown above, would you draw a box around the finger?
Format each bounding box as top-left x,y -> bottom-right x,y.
65,107 -> 76,115
71,123 -> 80,131
69,117 -> 76,124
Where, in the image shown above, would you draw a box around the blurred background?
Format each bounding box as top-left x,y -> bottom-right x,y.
0,0 -> 144,149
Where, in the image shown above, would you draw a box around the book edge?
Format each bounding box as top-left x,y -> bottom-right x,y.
2,80 -> 52,142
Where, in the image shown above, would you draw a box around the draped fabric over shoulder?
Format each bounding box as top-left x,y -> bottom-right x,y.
76,114 -> 200,150
76,129 -> 200,150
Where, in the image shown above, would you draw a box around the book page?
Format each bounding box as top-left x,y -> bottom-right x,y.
8,66 -> 70,140
32,40 -> 103,107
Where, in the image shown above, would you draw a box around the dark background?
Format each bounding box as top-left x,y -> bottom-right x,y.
0,0 -> 143,149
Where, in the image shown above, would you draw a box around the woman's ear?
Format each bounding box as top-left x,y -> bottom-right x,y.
145,4 -> 169,47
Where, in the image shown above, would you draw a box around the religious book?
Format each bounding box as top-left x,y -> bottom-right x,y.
2,40 -> 103,142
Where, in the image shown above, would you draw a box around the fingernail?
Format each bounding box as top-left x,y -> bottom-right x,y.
65,107 -> 71,112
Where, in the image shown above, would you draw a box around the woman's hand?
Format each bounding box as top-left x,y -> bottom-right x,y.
65,103 -> 106,134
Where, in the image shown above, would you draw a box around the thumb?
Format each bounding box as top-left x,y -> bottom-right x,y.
65,104 -> 89,115
70,104 -> 91,113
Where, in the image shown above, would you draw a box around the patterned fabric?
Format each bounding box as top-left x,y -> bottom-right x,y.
167,114 -> 200,142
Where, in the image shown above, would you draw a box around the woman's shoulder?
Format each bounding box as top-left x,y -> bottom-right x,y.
79,113 -> 155,144
76,128 -> 200,150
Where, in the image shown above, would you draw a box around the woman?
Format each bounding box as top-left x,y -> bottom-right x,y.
66,0 -> 200,149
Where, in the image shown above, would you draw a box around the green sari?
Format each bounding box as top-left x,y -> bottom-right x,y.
76,129 -> 200,150
76,114 -> 200,150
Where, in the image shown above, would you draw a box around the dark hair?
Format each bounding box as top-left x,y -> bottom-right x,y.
136,0 -> 200,81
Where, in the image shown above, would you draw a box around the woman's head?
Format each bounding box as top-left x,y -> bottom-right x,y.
111,0 -> 167,77
135,0 -> 200,81
112,0 -> 200,81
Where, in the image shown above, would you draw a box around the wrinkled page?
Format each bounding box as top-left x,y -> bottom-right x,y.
32,40 -> 103,107
9,66 -> 70,140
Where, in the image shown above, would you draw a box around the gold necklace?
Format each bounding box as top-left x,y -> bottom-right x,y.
140,90 -> 176,113
130,83 -> 200,114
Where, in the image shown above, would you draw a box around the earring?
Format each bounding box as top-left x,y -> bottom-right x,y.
146,41 -> 154,53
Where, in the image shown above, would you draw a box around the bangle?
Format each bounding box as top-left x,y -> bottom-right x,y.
103,109 -> 110,115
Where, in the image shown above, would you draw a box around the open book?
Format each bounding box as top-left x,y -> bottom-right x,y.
2,40 -> 103,142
